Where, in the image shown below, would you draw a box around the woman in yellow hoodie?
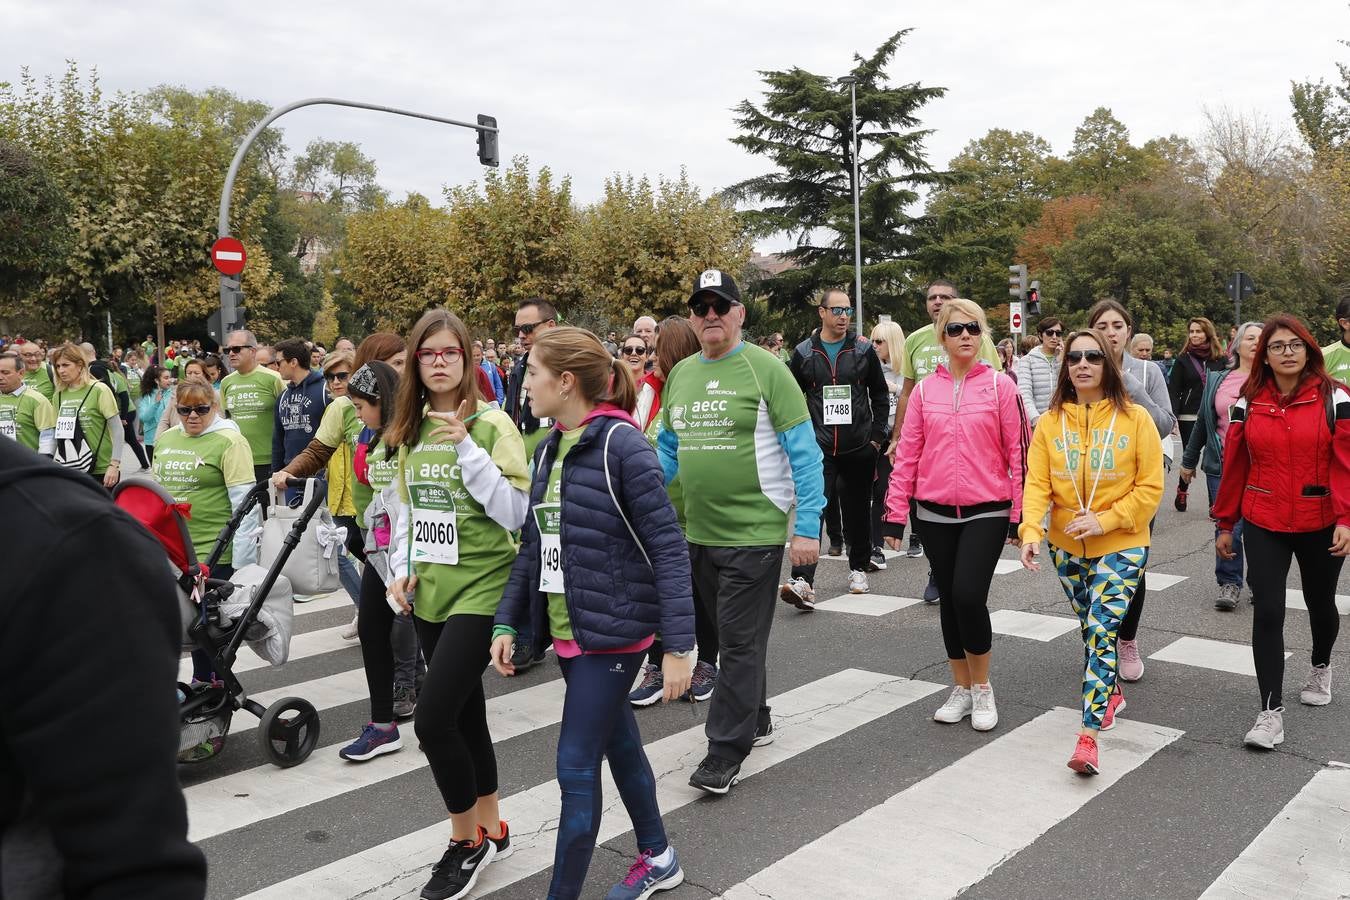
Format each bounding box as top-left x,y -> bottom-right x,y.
1019,331 -> 1164,775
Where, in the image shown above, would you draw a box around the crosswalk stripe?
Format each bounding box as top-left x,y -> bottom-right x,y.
240,668 -> 944,899
1148,636 -> 1289,678
1286,588 -> 1350,616
226,667 -> 370,739
989,609 -> 1079,641
814,593 -> 922,616
177,624 -> 357,681
993,558 -> 1023,575
291,593 -> 353,617
186,676 -> 568,842
718,707 -> 1183,900
1198,767 -> 1350,898
1145,573 -> 1188,591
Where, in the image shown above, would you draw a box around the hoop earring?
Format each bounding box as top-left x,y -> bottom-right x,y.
560,390 -> 569,401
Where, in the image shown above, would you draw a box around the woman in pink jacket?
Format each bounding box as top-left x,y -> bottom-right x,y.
883,299 -> 1029,732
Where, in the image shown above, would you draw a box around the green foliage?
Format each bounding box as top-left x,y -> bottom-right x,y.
0,138 -> 69,299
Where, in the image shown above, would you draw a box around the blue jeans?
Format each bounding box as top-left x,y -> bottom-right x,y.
1206,474 -> 1245,587
548,650 -> 666,900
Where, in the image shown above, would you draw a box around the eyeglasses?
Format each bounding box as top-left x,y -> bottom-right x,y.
325,371 -> 351,382
415,347 -> 464,365
1066,349 -> 1107,365
927,292 -> 956,302
943,322 -> 982,337
822,306 -> 851,318
689,296 -> 735,318
621,345 -> 647,356
224,344 -> 255,354
176,404 -> 212,417
1267,340 -> 1306,356
515,318 -> 554,336
1042,329 -> 1063,338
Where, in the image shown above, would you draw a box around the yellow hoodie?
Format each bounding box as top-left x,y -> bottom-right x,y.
1019,399 -> 1164,558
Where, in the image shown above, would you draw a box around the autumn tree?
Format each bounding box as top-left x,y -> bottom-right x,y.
338,193 -> 455,332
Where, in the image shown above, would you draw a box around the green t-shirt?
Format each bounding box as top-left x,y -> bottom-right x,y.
1324,341 -> 1350,384
0,387 -> 56,452
153,424 -> 255,565
898,323 -> 1003,384
126,371 -> 143,403
221,367 -> 284,465
54,382 -> 120,475
398,404 -> 531,622
661,342 -> 811,547
540,427 -> 584,640
23,364 -> 55,402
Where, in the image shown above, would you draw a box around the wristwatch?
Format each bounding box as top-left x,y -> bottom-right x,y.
669,649 -> 693,659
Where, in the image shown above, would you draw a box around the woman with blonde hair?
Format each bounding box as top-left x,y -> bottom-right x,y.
50,342 -> 124,488
869,319 -> 906,564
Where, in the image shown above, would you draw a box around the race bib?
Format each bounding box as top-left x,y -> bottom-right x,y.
823,384 -> 852,426
0,419 -> 15,441
409,482 -> 459,565
55,415 -> 76,440
535,502 -> 564,593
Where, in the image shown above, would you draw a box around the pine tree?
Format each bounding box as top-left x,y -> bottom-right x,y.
727,29 -> 946,333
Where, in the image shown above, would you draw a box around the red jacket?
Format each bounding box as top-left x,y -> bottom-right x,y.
1212,380 -> 1350,533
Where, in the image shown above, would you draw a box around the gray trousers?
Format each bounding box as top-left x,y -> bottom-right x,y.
689,542 -> 784,764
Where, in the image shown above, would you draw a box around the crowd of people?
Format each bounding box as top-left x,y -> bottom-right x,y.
4,280 -> 1349,900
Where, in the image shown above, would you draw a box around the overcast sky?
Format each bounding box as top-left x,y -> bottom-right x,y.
4,1 -> 1346,252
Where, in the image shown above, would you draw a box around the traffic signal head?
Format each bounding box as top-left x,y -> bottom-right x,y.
1008,264 -> 1027,299
1027,280 -> 1040,316
476,114 -> 499,168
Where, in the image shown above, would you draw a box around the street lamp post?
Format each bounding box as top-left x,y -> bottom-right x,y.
839,76 -> 863,328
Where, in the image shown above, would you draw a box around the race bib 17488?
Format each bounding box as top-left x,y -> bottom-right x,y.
822,384 -> 852,426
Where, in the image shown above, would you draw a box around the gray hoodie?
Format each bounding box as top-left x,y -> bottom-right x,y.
1120,352 -> 1177,439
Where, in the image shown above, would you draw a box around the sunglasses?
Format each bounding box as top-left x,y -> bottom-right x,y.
943,322 -> 982,337
325,371 -> 351,382
1042,329 -> 1063,338
1066,349 -> 1107,365
515,318 -> 554,336
415,347 -> 464,365
688,295 -> 735,318
621,345 -> 647,356
176,404 -> 212,417
224,345 -> 255,354
822,306 -> 851,317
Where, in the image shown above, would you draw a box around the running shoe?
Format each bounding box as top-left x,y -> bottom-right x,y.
1243,708 -> 1285,749
628,663 -> 665,707
340,611 -> 360,640
605,849 -> 684,900
485,820 -> 513,861
933,686 -> 972,724
868,547 -> 887,571
922,573 -> 940,604
779,577 -> 816,612
688,755 -> 741,795
420,829 -> 496,900
1068,733 -> 1099,775
688,660 -> 717,702
906,535 -> 923,558
1100,690 -> 1126,731
1299,665 -> 1332,706
510,640 -> 546,673
753,719 -> 775,747
970,684 -> 998,731
1215,583 -> 1240,611
339,723 -> 402,762
1118,638 -> 1144,682
392,683 -> 417,720
827,542 -> 843,557
848,570 -> 870,595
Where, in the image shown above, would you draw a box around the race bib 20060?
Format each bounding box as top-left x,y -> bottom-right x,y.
409,482 -> 459,565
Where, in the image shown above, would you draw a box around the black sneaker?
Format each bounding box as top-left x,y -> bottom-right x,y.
827,542 -> 843,557
420,831 -> 496,900
485,820 -> 513,861
907,535 -> 923,559
510,640 -> 545,673
923,573 -> 940,604
868,547 -> 887,571
688,754 -> 741,795
753,720 -> 775,747
392,683 -> 417,720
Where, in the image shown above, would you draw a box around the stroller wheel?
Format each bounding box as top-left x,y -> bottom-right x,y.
257,697 -> 321,768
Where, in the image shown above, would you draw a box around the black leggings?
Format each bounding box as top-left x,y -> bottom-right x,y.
1117,516 -> 1157,642
413,614 -> 498,815
870,450 -> 893,549
1245,523 -> 1345,710
333,514 -> 366,563
122,412 -> 149,469
915,515 -> 1006,658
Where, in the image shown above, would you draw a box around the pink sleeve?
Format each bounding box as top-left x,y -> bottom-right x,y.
999,373 -> 1029,523
884,382 -> 927,525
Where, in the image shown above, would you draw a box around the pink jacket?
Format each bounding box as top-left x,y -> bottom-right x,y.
885,362 -> 1028,526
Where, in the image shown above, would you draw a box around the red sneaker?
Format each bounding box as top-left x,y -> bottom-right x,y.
1100,690 -> 1126,731
1174,484 -> 1188,512
1068,734 -> 1099,775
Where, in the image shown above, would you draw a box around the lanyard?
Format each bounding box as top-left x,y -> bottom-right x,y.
1061,405 -> 1118,513
406,409 -> 483,581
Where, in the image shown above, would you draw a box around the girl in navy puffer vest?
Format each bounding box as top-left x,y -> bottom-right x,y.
491,327 -> 695,900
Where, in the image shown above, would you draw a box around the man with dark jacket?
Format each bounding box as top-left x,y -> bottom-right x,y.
781,289 -> 890,606
272,337 -> 329,500
0,442 -> 207,899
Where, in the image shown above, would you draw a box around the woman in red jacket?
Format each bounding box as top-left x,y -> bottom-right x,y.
1212,315 -> 1350,751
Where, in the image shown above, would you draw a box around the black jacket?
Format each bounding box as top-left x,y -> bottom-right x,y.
0,443 -> 207,899
504,351 -> 545,436
1168,348 -> 1228,419
789,330 -> 890,455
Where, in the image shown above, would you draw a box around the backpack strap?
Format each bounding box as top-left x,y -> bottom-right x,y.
601,420 -> 652,570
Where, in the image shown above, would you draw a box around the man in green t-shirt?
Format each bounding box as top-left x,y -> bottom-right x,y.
1322,298 -> 1350,384
221,329 -> 285,483
18,342 -> 55,402
0,351 -> 57,454
657,268 -> 825,796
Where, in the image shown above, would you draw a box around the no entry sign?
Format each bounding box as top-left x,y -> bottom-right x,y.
211,237 -> 247,276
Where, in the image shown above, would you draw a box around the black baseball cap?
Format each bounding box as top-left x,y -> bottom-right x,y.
688,269 -> 741,307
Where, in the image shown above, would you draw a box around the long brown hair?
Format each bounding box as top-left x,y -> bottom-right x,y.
1242,314 -> 1337,401
530,327 -> 637,413
655,317 -> 700,378
1179,316 -> 1225,359
1050,331 -> 1133,414
354,332 -> 405,369
385,309 -> 480,448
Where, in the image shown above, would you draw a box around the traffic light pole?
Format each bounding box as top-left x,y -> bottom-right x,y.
215,97 -> 500,333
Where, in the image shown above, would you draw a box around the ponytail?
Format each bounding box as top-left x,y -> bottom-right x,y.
532,326 -> 637,413
608,355 -> 637,413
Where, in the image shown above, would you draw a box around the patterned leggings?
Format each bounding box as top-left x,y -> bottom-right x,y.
1051,546 -> 1148,730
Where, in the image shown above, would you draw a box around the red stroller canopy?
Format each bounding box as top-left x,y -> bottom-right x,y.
113,478 -> 199,576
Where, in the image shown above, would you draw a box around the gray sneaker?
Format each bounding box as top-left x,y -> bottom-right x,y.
392,683 -> 417,720
1215,583 -> 1241,611
1243,708 -> 1285,749
1300,665 -> 1333,706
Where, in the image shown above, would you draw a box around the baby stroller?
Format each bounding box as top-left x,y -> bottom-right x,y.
112,475 -> 325,767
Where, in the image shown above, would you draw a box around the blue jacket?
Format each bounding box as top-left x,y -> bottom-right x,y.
495,414 -> 695,657
1181,369 -> 1232,478
272,369 -> 328,472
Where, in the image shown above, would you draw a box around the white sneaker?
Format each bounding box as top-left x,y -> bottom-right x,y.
1300,665 -> 1332,706
970,683 -> 998,731
340,612 -> 360,641
1243,708 -> 1285,749
779,578 -> 816,612
933,686 -> 972,723
847,570 -> 869,595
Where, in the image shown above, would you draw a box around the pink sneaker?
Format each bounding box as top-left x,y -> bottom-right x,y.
1100,690 -> 1126,731
1118,639 -> 1144,682
1068,734 -> 1099,775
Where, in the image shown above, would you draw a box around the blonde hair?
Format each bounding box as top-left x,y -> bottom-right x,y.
935,298 -> 990,344
869,320 -> 906,356
175,379 -> 217,408
322,349 -> 355,374
530,327 -> 637,413
51,342 -> 91,388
